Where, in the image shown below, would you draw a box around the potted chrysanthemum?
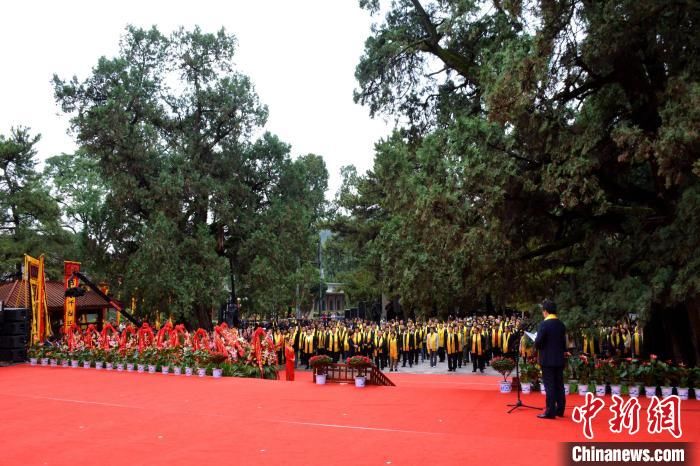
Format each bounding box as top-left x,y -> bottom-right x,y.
194,349 -> 210,377
27,346 -> 40,366
490,356 -> 515,394
309,355 -> 333,384
209,352 -> 228,378
346,355 -> 372,387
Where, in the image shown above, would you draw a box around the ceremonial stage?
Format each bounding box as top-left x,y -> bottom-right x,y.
0,366 -> 697,465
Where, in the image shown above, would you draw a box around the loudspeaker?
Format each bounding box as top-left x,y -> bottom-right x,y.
1,308 -> 29,322
0,348 -> 27,362
0,335 -> 29,349
0,321 -> 29,336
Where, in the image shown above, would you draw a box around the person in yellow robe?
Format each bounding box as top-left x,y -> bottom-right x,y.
426,326 -> 439,367
388,330 -> 399,372
471,325 -> 487,373
446,326 -> 460,372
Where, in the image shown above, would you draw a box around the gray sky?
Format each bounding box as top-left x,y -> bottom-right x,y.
0,0 -> 390,198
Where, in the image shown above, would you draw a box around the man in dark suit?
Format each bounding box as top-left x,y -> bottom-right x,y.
534,299 -> 566,419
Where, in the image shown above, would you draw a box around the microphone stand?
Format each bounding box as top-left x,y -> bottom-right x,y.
507,329 -> 541,413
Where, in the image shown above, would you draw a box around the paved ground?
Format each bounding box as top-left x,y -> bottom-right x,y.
295,355 -> 501,376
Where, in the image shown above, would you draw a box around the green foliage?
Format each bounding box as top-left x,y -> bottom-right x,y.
0,127 -> 67,277
335,0 -> 700,361
52,26 -> 327,326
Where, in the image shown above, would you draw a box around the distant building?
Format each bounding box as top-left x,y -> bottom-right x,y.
0,279 -> 118,334
313,282 -> 346,314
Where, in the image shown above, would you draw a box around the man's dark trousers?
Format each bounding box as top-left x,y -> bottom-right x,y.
542,366 -> 565,417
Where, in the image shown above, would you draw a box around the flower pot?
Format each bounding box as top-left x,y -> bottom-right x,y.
95,361 -> 103,370
595,384 -> 606,396
29,358 -> 37,366
173,366 -> 182,376
610,384 -> 622,396
83,361 -> 91,369
40,358 -> 49,366
161,365 -> 170,374
105,362 -> 113,371
578,384 -> 588,396
645,386 -> 657,398
628,385 -> 641,398
316,373 -> 327,385
355,376 -> 366,388
541,385 -> 546,395
521,382 -> 532,394
61,360 -> 70,368
50,359 -> 58,367
148,365 -> 157,374
564,384 -> 570,396
71,360 -> 79,368
127,363 -> 135,372
677,387 -> 689,401
197,368 -> 206,377
213,368 -> 223,378
137,364 -> 145,373
116,363 -> 124,371
499,380 -> 511,394
661,386 -> 673,397
185,367 -> 193,376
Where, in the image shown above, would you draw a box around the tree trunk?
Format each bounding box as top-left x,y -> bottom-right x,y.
194,304 -> 212,331
645,301 -> 698,366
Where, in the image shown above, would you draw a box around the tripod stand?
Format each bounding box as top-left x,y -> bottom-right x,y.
507,331 -> 541,413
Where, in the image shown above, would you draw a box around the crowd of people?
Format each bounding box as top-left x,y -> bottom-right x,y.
238,315 -> 645,373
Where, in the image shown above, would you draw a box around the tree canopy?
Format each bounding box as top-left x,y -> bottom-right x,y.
50,26 -> 327,327
330,0 -> 700,362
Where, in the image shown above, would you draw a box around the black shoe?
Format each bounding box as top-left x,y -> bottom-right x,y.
537,414 -> 556,419
480,369 -> 484,373
556,413 -> 565,418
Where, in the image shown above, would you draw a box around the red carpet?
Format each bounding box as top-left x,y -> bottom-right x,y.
0,365 -> 697,466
